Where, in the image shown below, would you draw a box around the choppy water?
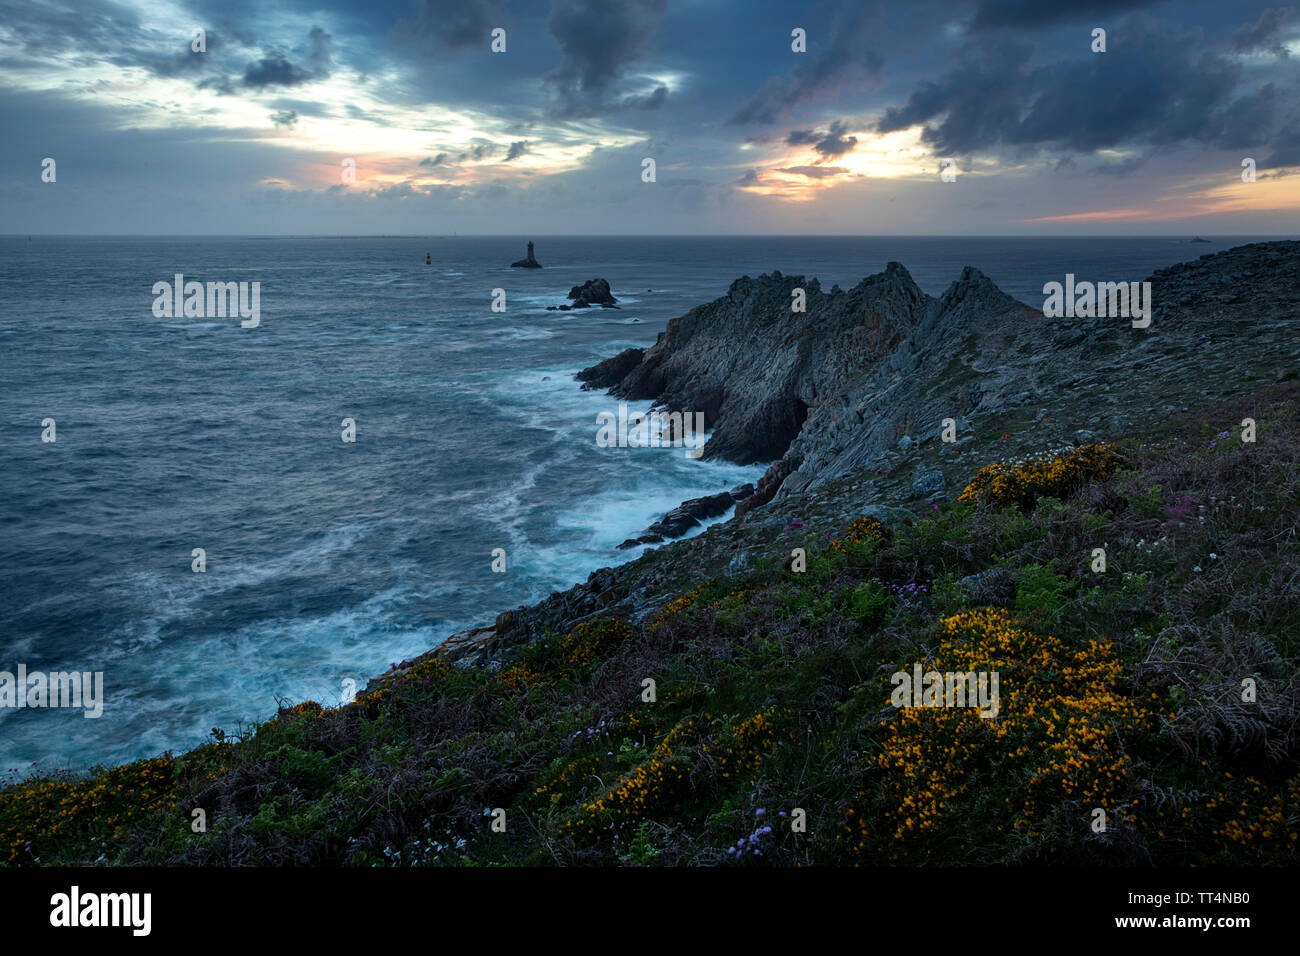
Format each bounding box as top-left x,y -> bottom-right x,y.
0,234 -> 1284,771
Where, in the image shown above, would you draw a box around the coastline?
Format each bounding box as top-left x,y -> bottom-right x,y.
3,238 -> 1298,868
362,239 -> 1300,694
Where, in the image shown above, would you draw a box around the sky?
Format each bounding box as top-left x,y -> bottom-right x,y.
2,0 -> 1299,235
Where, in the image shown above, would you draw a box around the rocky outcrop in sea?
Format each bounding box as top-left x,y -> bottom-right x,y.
547,277 -> 619,310
617,483 -> 755,549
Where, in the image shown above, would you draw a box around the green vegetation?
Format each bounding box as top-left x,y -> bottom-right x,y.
3,386 -> 1297,866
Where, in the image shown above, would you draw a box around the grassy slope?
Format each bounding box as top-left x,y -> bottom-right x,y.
3,383 -> 1297,867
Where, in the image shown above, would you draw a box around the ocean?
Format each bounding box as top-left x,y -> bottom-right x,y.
0,234 -> 1284,772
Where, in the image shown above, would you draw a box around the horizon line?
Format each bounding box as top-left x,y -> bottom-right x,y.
4,233 -> 1296,240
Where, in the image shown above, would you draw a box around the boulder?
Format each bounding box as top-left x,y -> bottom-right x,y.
566,278 -> 618,308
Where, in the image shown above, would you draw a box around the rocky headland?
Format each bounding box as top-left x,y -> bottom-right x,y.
379,240 -> 1300,673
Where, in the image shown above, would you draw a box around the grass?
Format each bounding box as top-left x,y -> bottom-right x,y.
2,384 -> 1297,867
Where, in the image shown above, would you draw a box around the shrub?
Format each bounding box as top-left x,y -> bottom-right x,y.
959,443 -> 1125,510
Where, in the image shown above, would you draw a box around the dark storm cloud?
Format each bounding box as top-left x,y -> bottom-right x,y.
1230,7 -> 1295,56
1269,116 -> 1300,165
727,5 -> 883,126
1212,82 -> 1286,148
399,0 -> 503,52
243,55 -> 313,88
968,0 -> 1164,32
544,0 -> 669,118
786,120 -> 858,159
875,23 -> 1300,166
242,26 -> 333,89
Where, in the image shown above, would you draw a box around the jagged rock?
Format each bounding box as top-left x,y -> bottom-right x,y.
577,347 -> 644,390
736,456 -> 800,519
618,485 -> 755,549
435,625 -> 498,664
567,278 -> 618,308
586,245 -> 1300,510
511,241 -> 541,268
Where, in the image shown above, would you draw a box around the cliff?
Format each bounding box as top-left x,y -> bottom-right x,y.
583,242 -> 1300,514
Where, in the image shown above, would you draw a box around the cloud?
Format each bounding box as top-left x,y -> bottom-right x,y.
459,142 -> 497,162
874,24 -> 1300,165
1230,7 -> 1295,57
147,29 -> 230,79
544,0 -> 669,117
778,165 -> 849,178
620,84 -> 669,111
787,120 -> 858,159
270,109 -> 298,128
420,153 -> 450,167
1268,115 -> 1300,166
243,55 -> 313,89
504,140 -> 529,161
968,0 -> 1165,32
727,5 -> 883,126
398,0 -> 503,52
306,26 -> 333,73
242,27 -> 333,90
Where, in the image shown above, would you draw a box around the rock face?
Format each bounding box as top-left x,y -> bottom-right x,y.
576,347 -> 645,391
618,484 -> 755,549
511,241 -> 542,268
547,277 -> 619,310
581,241 -> 1300,521
579,262 -> 1030,469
